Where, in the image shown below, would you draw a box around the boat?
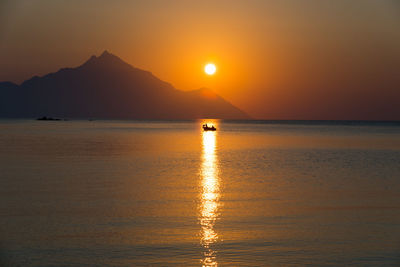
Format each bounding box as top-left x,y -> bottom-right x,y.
202,124 -> 216,131
37,116 -> 61,121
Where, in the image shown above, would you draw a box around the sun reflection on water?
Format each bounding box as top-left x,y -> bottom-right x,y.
199,123 -> 220,266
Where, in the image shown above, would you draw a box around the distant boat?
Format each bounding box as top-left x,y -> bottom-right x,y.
37,116 -> 61,121
202,124 -> 216,131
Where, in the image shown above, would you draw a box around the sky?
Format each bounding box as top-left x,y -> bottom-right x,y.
1,0 -> 399,120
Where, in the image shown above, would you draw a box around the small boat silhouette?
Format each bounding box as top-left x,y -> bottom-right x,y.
37,116 -> 61,121
202,124 -> 216,131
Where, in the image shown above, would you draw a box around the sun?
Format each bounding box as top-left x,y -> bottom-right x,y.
204,63 -> 216,75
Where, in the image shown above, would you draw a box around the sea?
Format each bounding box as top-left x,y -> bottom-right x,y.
0,119 -> 399,266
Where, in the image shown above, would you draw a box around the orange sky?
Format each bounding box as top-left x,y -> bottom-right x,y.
1,0 -> 399,119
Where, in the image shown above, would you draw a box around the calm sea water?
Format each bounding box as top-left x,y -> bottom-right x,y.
0,120 -> 400,266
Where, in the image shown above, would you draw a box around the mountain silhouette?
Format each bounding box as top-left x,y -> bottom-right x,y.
0,51 -> 249,119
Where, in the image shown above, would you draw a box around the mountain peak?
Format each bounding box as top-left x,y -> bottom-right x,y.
99,50 -> 114,59
101,50 -> 110,56
97,50 -> 121,62
81,50 -> 128,70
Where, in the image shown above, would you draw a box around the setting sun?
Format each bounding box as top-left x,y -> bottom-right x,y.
204,63 -> 216,75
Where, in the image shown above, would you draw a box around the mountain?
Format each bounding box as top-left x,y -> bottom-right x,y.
0,51 -> 249,119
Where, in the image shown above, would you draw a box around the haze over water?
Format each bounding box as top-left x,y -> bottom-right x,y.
1,120 -> 400,266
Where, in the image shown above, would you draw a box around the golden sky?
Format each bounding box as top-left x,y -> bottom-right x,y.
1,0 -> 399,119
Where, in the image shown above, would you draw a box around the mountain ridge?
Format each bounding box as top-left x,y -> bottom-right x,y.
0,51 -> 249,119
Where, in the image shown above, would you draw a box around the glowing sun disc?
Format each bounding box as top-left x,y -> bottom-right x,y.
205,63 -> 216,75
